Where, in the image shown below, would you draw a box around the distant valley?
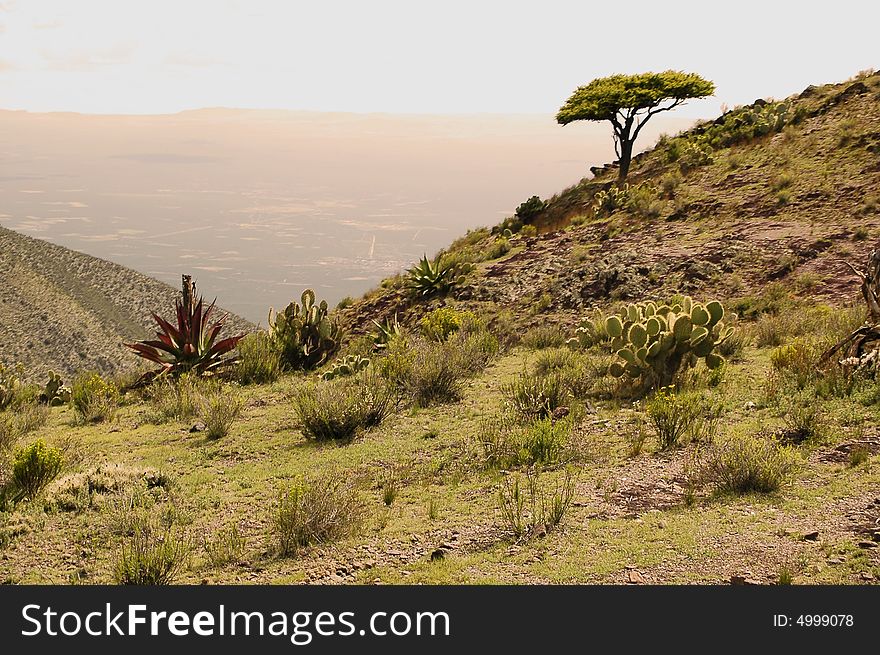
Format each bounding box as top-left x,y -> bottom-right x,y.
0,108 -> 690,323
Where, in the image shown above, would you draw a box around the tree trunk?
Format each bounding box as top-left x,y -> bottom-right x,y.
617,138 -> 634,182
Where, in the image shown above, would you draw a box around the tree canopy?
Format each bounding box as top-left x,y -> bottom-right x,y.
557,71 -> 715,180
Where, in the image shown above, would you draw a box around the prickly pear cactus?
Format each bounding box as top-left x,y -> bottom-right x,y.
321,354 -> 371,381
0,362 -> 23,411
40,370 -> 71,407
598,296 -> 734,388
268,289 -> 344,371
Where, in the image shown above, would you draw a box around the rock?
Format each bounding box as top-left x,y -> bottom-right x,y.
872,531 -> 880,543
189,422 -> 206,433
801,531 -> 820,541
857,541 -> 877,550
551,406 -> 570,421
744,401 -> 757,411
729,575 -> 761,585
430,549 -> 447,562
626,570 -> 645,584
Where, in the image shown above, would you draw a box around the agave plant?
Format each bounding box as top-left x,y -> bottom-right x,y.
372,313 -> 403,350
406,255 -> 465,297
126,275 -> 243,383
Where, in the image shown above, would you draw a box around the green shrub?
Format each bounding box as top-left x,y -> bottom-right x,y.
487,237 -> 511,259
522,325 -> 567,350
70,372 -> 119,423
645,387 -> 702,449
678,140 -> 714,173
274,472 -> 367,556
144,374 -> 204,423
520,224 -> 538,238
112,521 -> 190,585
779,392 -> 826,443
477,414 -> 579,469
292,373 -> 392,441
420,307 -> 474,341
0,362 -> 24,411
701,433 -> 798,494
10,439 -> 63,500
502,371 -> 569,419
498,469 -> 574,541
235,331 -> 281,385
199,387 -> 244,439
769,339 -> 818,390
202,525 -> 246,568
515,196 -> 547,223
0,403 -> 49,451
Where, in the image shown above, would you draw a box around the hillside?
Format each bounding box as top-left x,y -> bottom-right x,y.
2,72 -> 880,587
0,226 -> 253,381
341,71 -> 880,335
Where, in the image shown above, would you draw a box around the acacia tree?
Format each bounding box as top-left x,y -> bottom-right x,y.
557,71 -> 715,181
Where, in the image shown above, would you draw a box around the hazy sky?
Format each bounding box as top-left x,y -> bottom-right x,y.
0,0 -> 877,116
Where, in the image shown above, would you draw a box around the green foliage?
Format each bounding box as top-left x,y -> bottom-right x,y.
234,331 -> 282,385
268,289 -> 344,371
39,371 -> 71,406
645,387 -> 702,449
406,254 -> 469,298
521,325 -> 568,350
70,372 -> 120,423
202,525 -> 246,568
9,439 -> 63,500
371,313 -> 403,351
592,184 -> 631,217
515,196 -> 547,223
698,100 -> 806,150
321,354 -> 371,381
274,471 -> 367,556
198,387 -> 243,440
557,71 -> 715,125
498,469 -> 575,541
569,308 -> 614,349
292,372 -> 393,441
112,521 -> 190,585
419,307 -> 476,341
0,362 -> 24,412
144,373 -> 204,423
701,432 -> 799,494
677,140 -> 714,173
604,296 -> 734,389
0,403 -> 49,452
477,414 -> 579,469
127,278 -> 243,382
502,371 -> 569,420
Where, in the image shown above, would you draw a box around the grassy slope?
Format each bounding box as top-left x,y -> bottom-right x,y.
3,72 -> 880,585
0,226 -> 253,381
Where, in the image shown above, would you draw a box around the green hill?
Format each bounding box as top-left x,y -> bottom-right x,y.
0,226 -> 253,381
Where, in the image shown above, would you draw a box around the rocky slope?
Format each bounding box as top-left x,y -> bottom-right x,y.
0,226 -> 253,380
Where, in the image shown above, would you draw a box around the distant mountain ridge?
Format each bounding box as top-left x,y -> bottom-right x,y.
0,225 -> 253,381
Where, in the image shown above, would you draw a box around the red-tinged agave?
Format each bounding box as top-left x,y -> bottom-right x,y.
127,275 -> 244,384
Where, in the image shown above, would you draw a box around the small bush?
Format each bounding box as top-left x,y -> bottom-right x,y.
112,521 -> 190,585
420,307 -> 474,341
769,339 -> 818,390
498,469 -> 574,541
235,331 -> 281,385
521,325 -> 567,350
293,373 -> 392,441
502,371 -> 568,420
0,362 -> 25,411
202,525 -> 246,568
477,414 -> 579,469
8,439 -> 63,501
70,372 -> 119,423
0,403 -> 49,451
198,387 -> 244,439
701,433 -> 798,494
645,388 -> 702,450
144,374 -> 205,423
515,196 -> 547,223
487,237 -> 511,259
274,472 -> 367,556
848,446 -> 871,468
779,393 -> 826,443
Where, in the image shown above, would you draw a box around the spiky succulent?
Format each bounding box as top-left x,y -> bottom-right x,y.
405,255 -> 468,297
372,313 -> 403,351
581,295 -> 734,389
126,276 -> 243,382
268,288 -> 344,371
